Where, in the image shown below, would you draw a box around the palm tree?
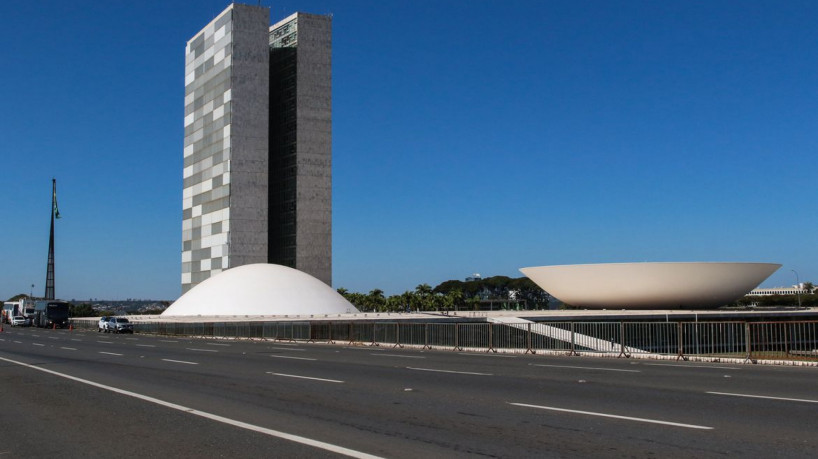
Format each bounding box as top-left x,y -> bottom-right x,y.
415,284 -> 433,310
367,289 -> 386,311
447,289 -> 464,311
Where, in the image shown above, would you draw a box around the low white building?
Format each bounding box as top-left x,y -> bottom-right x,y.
748,284 -> 808,296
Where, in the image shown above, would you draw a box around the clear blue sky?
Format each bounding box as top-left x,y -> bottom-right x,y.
1,1 -> 816,301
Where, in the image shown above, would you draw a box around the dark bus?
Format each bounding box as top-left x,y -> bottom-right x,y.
33,300 -> 70,328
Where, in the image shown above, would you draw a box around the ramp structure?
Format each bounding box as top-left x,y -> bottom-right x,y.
488,316 -> 658,355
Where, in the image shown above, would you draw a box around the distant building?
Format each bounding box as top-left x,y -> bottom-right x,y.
748,285 -> 807,296
182,4 -> 332,294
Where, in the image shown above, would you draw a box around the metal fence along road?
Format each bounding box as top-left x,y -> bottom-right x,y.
70,319 -> 818,365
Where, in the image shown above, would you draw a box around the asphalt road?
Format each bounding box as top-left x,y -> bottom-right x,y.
1,327 -> 817,458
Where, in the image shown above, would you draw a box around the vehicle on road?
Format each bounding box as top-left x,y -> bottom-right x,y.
98,317 -> 111,332
32,300 -> 69,328
11,316 -> 29,327
3,301 -> 21,324
108,317 -> 134,334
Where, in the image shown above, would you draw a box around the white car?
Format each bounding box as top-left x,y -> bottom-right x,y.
98,317 -> 111,332
108,317 -> 134,334
11,316 -> 29,327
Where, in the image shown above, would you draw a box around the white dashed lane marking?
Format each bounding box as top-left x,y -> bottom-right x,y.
269,355 -> 317,361
406,367 -> 492,376
510,403 -> 713,430
266,372 -> 343,383
530,364 -> 640,373
707,391 -> 818,404
162,359 -> 198,365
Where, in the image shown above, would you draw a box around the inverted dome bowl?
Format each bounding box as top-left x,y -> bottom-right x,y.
520,262 -> 781,310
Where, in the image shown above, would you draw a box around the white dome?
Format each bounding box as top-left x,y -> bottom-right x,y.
520,262 -> 781,310
163,264 -> 358,316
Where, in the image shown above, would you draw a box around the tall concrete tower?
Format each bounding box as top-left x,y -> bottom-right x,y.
182,4 -> 332,294
268,12 -> 332,289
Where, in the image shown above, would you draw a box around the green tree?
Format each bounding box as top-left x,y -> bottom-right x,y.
70,303 -> 98,317
412,284 -> 431,310
385,295 -> 404,312
367,289 -> 386,311
402,291 -> 419,312
446,289 -> 464,311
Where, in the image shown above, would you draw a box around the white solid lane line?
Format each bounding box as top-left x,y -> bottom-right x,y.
530,364 -> 640,373
707,391 -> 818,404
269,355 -> 317,361
99,352 -> 123,356
206,343 -> 231,346
0,355 -> 379,459
406,367 -> 493,376
267,372 -> 343,383
509,403 -> 714,430
162,359 -> 199,365
645,363 -> 741,370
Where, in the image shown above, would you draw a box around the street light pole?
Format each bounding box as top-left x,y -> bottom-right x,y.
791,269 -> 802,308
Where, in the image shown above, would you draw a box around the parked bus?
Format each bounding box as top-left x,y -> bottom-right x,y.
33,300 -> 70,328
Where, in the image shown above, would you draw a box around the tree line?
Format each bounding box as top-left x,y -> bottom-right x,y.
337,275 -> 551,312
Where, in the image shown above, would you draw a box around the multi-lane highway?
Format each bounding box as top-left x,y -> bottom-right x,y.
1,327 -> 817,458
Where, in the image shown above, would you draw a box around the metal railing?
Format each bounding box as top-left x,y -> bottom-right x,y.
69,318 -> 818,364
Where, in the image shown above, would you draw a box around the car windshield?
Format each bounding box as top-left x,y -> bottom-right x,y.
118,319 -> 130,323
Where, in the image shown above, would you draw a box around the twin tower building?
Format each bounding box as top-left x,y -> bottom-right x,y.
182,3 -> 332,294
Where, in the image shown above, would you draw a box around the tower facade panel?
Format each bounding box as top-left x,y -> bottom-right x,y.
183,4 -> 270,294
183,5 -> 332,294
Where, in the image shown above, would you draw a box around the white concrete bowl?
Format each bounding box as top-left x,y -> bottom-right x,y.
163,264 -> 358,316
520,262 -> 781,309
